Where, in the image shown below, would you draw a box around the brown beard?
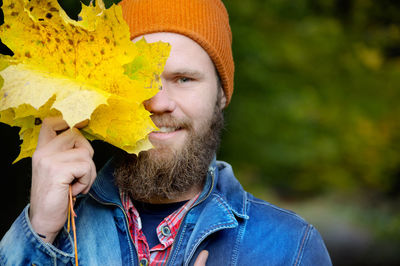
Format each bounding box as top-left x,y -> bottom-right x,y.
113,101 -> 224,202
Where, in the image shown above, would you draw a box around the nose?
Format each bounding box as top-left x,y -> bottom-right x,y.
143,86 -> 176,114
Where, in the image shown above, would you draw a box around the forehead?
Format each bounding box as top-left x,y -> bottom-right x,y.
132,33 -> 215,75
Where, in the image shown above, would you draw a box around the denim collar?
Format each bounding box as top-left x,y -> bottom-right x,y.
89,156 -> 248,219
197,157 -> 248,219
88,157 -> 121,206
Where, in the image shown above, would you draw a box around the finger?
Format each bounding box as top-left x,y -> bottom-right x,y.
72,130 -> 94,158
37,117 -> 69,148
46,147 -> 93,164
82,160 -> 97,194
74,119 -> 89,129
194,250 -> 209,266
68,161 -> 95,196
41,128 -> 87,156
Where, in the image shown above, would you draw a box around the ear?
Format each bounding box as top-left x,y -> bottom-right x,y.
219,88 -> 227,109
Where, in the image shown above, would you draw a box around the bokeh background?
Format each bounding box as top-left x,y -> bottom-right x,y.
1,0 -> 400,265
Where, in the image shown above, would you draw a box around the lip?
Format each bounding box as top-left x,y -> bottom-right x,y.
149,128 -> 184,141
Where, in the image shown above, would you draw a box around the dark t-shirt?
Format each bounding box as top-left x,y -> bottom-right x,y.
133,200 -> 188,249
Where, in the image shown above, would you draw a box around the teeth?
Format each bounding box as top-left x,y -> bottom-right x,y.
156,127 -> 177,133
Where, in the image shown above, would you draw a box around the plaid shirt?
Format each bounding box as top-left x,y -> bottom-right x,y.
120,191 -> 199,266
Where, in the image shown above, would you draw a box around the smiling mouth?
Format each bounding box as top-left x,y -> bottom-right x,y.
153,126 -> 183,133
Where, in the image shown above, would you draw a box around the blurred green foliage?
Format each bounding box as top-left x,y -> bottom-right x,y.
221,0 -> 400,198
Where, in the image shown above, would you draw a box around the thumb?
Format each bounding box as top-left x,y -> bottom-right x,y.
194,250 -> 209,266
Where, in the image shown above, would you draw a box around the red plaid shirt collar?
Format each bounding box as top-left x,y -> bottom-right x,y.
120,191 -> 199,266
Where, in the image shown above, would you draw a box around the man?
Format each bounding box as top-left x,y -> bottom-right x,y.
0,0 -> 332,265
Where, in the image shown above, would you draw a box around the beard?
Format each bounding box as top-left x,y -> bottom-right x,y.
113,101 -> 224,202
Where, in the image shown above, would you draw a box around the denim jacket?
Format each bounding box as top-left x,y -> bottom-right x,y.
0,159 -> 332,265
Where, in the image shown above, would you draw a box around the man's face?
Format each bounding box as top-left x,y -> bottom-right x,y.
139,33 -> 226,155
114,33 -> 226,202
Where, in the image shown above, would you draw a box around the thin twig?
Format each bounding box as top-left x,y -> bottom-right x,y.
67,197 -> 71,233
69,185 -> 79,266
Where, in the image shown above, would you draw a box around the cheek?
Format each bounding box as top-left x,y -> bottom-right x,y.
183,101 -> 215,132
174,84 -> 219,129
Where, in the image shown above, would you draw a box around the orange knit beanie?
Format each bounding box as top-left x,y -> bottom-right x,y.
119,0 -> 234,106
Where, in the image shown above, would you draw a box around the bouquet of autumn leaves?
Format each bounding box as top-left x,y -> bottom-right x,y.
0,0 -> 170,163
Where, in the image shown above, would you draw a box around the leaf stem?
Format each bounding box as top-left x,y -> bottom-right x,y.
69,185 -> 79,266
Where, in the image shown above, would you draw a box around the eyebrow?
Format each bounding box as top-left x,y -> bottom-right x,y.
168,69 -> 204,79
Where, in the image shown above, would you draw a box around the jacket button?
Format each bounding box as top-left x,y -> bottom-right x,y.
140,258 -> 148,266
161,225 -> 171,237
209,168 -> 214,176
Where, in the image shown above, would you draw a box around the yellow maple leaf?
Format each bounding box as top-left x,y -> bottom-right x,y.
0,0 -> 170,162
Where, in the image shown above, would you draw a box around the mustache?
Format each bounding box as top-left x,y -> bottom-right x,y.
150,114 -> 191,129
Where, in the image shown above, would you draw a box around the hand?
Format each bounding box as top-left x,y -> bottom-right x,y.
29,117 -> 96,243
194,250 -> 209,266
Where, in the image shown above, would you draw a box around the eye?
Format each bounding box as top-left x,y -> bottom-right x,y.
177,77 -> 192,84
